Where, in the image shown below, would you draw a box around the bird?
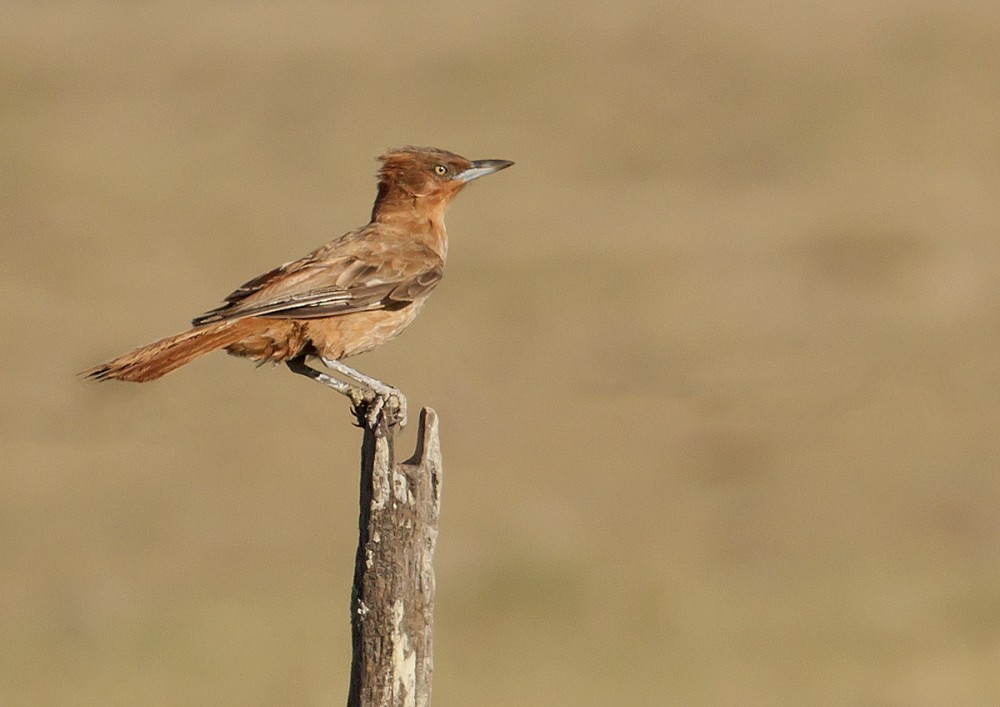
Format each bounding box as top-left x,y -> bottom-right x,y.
83,146 -> 513,427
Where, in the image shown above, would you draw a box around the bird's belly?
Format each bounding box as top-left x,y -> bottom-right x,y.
307,302 -> 426,359
223,302 -> 427,364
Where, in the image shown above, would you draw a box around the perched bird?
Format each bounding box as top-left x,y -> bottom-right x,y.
83,146 -> 513,426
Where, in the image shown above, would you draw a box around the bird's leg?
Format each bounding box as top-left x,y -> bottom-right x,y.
285,356 -> 407,429
287,356 -> 364,400
286,357 -> 383,428
319,357 -> 408,430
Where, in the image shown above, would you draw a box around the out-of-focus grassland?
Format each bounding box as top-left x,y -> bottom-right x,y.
3,1 -> 1000,704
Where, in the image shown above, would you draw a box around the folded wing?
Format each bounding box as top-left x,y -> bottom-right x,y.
192,229 -> 444,326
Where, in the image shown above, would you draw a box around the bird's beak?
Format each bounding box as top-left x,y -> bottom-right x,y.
456,159 -> 514,183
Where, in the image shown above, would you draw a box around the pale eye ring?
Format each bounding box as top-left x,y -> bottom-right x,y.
433,164 -> 448,176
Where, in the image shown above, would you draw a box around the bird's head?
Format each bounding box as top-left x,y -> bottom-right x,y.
372,146 -> 513,221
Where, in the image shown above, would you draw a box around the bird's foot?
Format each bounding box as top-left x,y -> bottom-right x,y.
350,386 -> 408,431
315,357 -> 407,430
287,357 -> 407,431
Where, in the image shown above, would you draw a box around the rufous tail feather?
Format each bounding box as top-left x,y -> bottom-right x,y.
82,321 -> 254,382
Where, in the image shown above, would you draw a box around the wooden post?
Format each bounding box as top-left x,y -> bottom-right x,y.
347,406 -> 442,707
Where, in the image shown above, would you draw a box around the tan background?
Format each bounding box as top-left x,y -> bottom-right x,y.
4,1 -> 1000,704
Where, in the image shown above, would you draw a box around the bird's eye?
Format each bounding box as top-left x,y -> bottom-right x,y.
433,164 -> 448,176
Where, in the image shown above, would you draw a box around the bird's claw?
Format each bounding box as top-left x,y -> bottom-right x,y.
350,387 -> 407,431
388,390 -> 408,430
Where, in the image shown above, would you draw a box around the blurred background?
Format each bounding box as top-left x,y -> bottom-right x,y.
4,1 -> 1000,704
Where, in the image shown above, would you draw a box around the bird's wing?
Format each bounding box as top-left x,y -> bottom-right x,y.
191,230 -> 443,326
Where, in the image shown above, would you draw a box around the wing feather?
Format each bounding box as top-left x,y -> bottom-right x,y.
191,227 -> 444,327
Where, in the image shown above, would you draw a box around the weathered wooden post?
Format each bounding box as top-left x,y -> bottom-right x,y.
346,405 -> 442,707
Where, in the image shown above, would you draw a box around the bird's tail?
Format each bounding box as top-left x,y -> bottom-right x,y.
82,321 -> 254,382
